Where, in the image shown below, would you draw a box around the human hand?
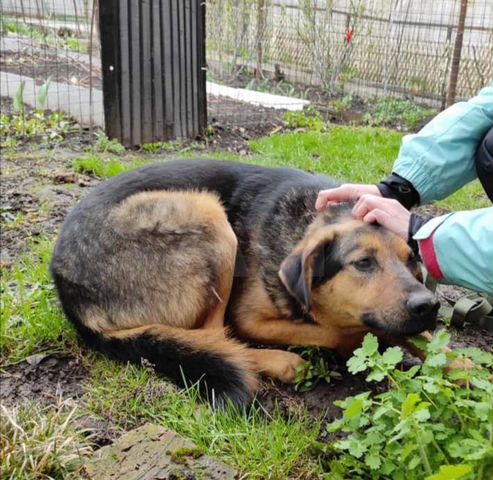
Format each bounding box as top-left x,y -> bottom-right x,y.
352,195 -> 411,241
315,184 -> 381,211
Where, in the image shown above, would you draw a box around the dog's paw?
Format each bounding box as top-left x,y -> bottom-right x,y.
264,350 -> 306,383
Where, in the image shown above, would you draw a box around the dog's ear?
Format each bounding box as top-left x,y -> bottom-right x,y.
279,232 -> 338,310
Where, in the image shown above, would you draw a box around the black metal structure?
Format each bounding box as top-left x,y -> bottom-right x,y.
99,0 -> 206,147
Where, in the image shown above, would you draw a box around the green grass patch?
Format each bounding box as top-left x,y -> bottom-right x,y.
250,127 -> 487,211
84,360 -> 323,479
250,127 -> 403,181
73,155 -> 150,179
0,239 -> 77,364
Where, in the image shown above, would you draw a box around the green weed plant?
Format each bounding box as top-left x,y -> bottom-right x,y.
325,332 -> 493,480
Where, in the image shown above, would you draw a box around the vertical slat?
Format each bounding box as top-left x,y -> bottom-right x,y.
171,0 -> 182,138
198,0 -> 207,130
130,0 -> 142,145
119,0 -> 131,146
141,0 -> 153,144
184,1 -> 193,137
152,0 -> 164,141
99,0 -> 121,140
162,0 -> 175,140
178,0 -> 187,138
190,0 -> 198,135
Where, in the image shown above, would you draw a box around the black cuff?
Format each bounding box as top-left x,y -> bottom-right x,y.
377,173 -> 420,209
408,213 -> 433,255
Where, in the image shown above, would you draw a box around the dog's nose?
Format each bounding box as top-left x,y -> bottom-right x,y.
406,292 -> 440,320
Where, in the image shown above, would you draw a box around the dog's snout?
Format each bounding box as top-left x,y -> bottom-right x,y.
406,292 -> 440,320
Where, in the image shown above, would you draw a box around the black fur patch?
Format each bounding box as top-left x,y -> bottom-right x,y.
312,240 -> 343,287
99,332 -> 252,407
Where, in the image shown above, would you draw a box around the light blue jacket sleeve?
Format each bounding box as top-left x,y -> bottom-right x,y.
393,86 -> 493,204
413,209 -> 493,294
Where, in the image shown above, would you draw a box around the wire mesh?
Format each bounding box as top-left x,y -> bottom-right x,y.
206,0 -> 493,126
1,1 -> 491,136
0,0 -> 101,131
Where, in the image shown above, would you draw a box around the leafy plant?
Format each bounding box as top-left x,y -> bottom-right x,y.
94,131 -> 126,154
65,37 -> 86,53
284,107 -> 327,132
364,97 -> 436,130
325,332 -> 493,479
329,94 -> 354,116
139,141 -> 183,153
0,110 -> 73,146
246,78 -> 297,97
294,347 -> 341,392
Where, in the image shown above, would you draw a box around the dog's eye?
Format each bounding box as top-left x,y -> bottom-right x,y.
352,257 -> 376,272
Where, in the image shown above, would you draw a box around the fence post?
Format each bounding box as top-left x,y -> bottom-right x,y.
446,0 -> 468,107
99,0 -> 207,147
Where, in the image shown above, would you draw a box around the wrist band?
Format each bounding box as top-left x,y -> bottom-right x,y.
377,173 -> 420,209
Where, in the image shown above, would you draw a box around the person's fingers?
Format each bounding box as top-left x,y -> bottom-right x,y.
315,184 -> 380,211
363,207 -> 409,240
352,194 -> 382,219
316,186 -> 353,211
363,209 -> 391,227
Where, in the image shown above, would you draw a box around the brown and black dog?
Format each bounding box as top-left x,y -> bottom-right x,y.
51,159 -> 439,405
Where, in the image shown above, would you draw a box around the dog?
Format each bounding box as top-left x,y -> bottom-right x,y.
50,159 -> 439,405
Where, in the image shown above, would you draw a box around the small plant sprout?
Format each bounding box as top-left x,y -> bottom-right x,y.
37,76 -> 53,108
13,81 -> 26,113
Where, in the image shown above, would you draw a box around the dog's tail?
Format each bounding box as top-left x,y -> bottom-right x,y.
82,322 -> 258,406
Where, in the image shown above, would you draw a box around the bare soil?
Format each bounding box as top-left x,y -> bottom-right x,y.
0,354 -> 88,407
0,50 -> 103,90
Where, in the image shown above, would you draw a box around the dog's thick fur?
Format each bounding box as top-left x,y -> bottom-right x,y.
51,160 -> 438,405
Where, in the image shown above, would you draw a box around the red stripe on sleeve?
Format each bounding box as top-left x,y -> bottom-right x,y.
419,235 -> 444,281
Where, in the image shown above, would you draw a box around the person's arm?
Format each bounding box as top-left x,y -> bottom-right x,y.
391,86 -> 493,205
413,208 -> 493,294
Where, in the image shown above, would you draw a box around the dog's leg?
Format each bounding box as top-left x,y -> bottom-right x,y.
201,219 -> 237,331
238,313 -> 340,349
234,277 -> 340,349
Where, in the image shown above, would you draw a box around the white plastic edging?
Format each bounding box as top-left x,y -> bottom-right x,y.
206,81 -> 309,111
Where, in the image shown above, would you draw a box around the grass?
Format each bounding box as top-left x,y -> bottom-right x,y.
0,400 -> 93,479
73,155 -> 150,178
249,127 -> 489,211
85,360 -> 323,479
0,239 -> 77,364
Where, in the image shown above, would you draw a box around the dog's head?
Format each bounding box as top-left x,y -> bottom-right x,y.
279,208 -> 438,336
